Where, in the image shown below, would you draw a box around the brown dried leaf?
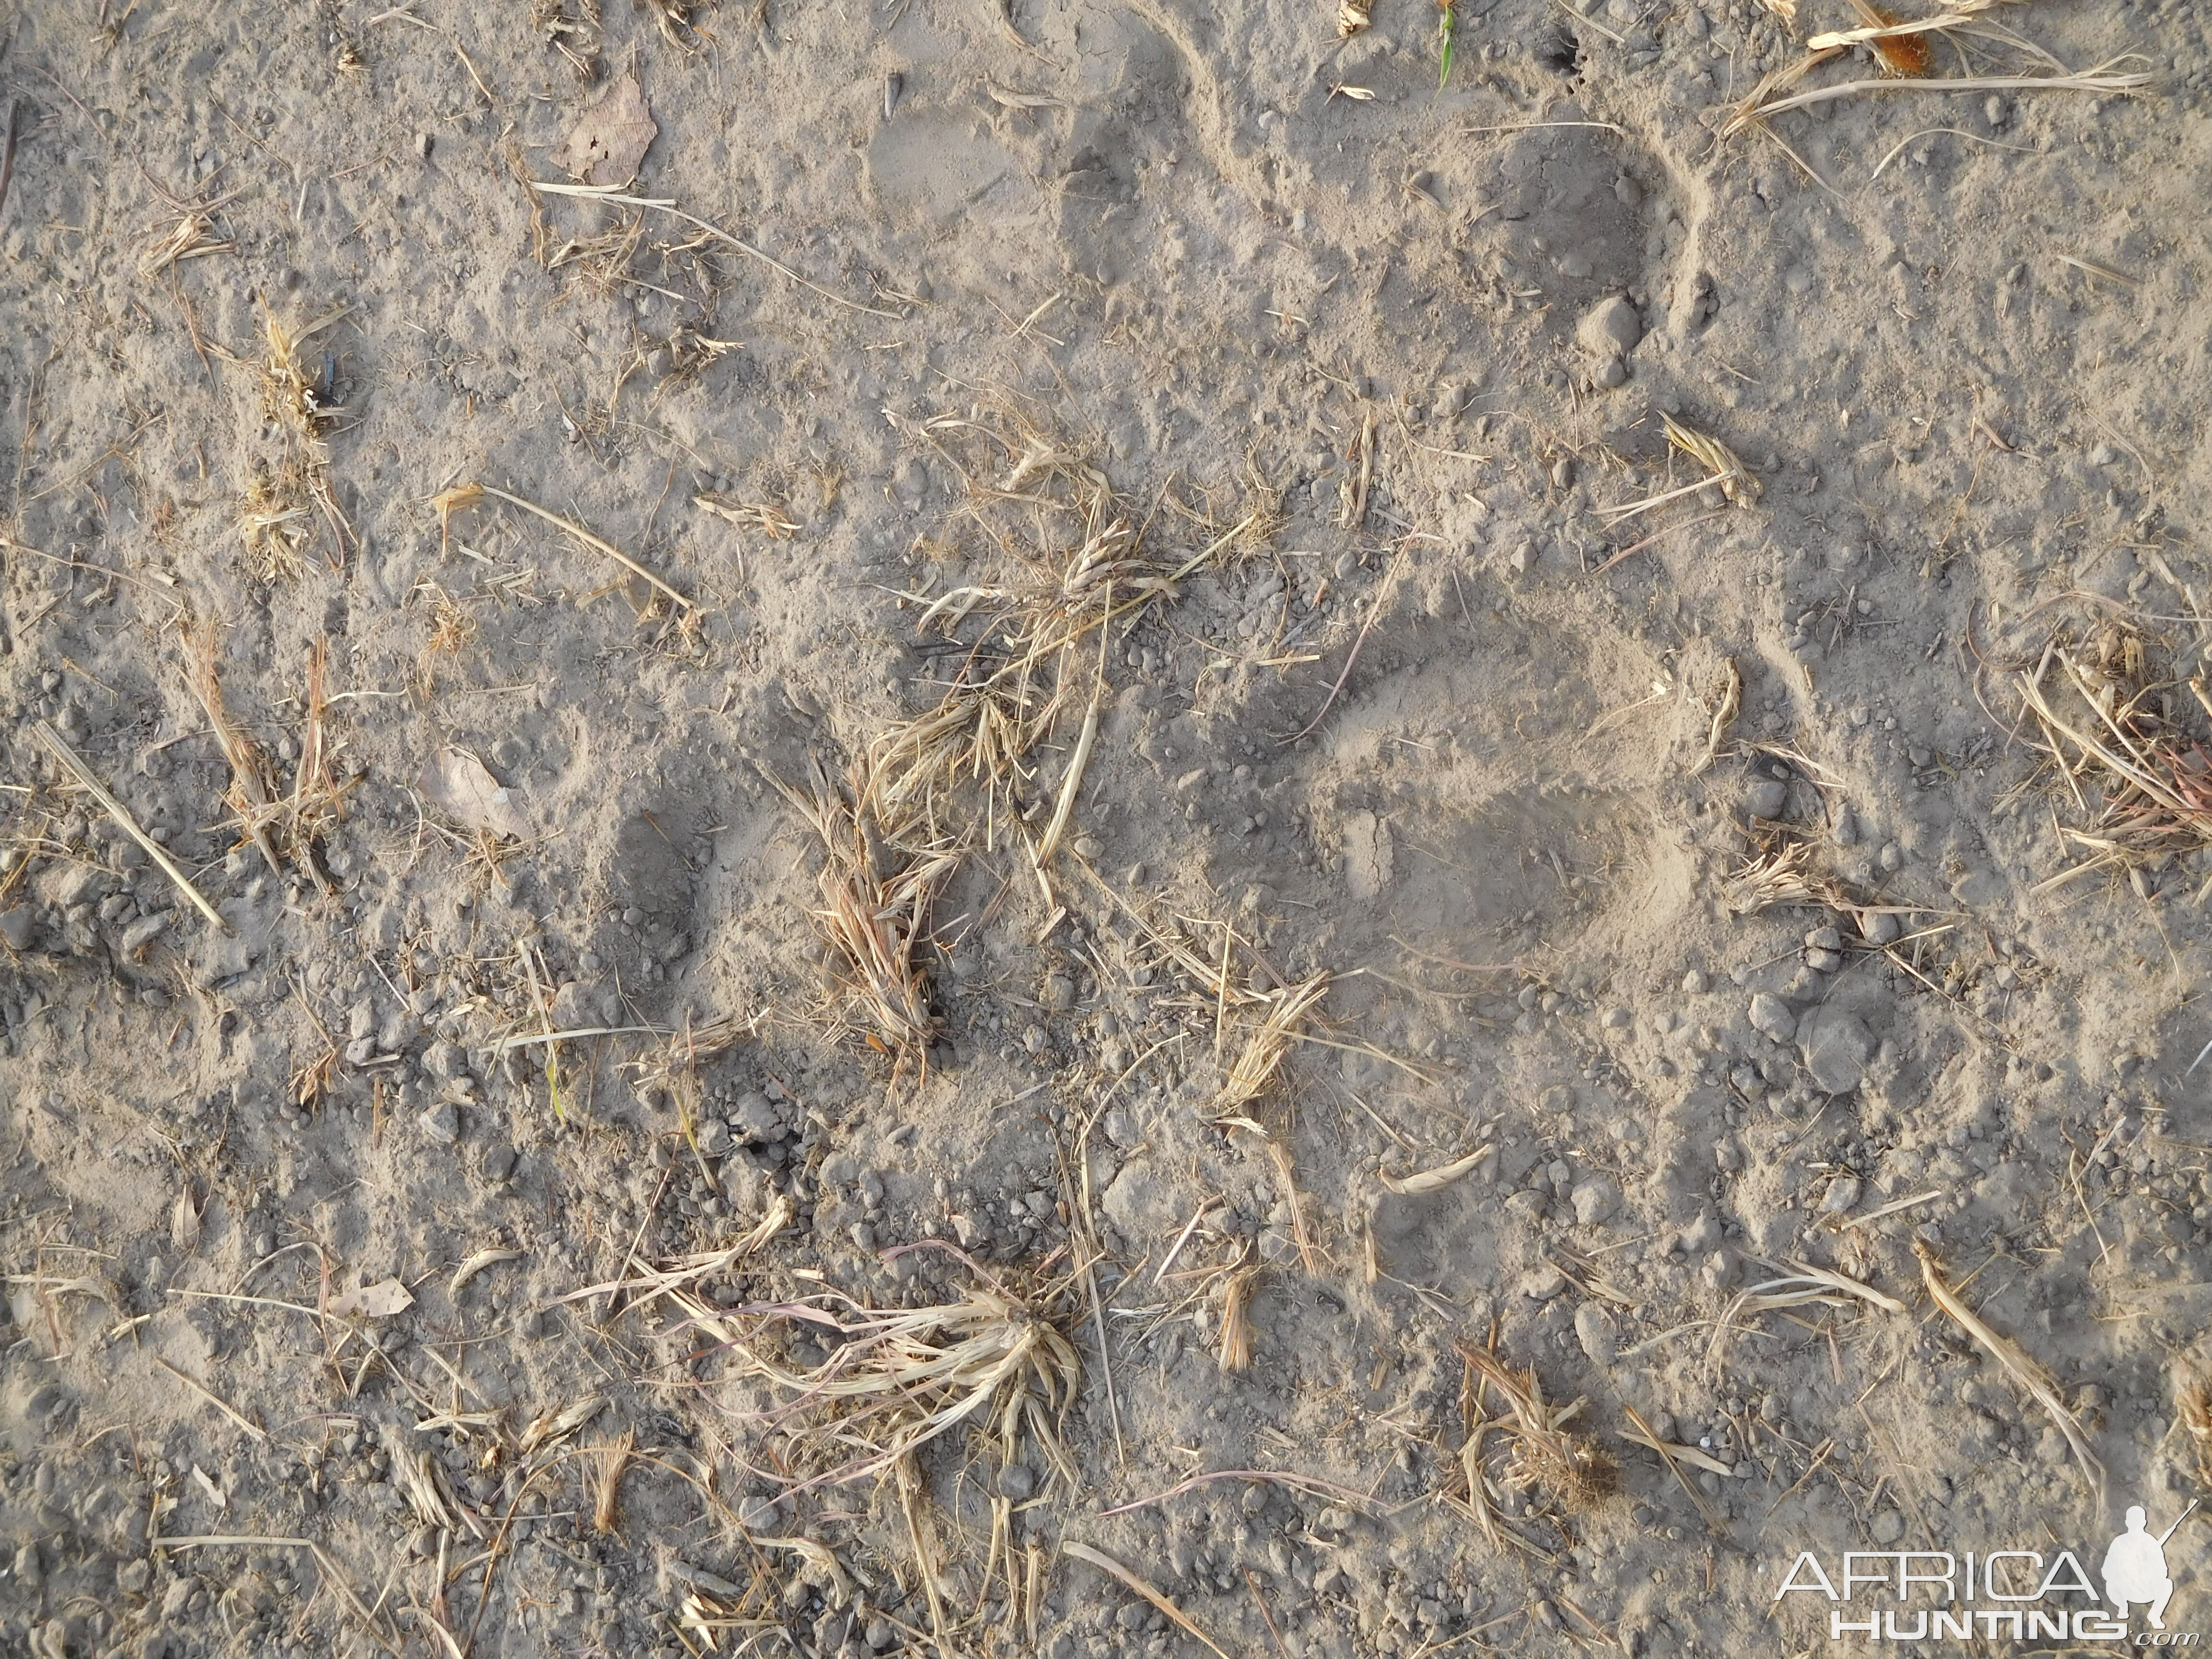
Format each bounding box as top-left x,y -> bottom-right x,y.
422,749 -> 531,841
556,72 -> 658,187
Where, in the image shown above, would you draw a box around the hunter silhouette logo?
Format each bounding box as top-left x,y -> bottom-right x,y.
2104,1502 -> 2194,1630
1773,1497 -> 2201,1643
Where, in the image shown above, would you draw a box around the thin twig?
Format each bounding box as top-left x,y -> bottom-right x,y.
473,484 -> 693,611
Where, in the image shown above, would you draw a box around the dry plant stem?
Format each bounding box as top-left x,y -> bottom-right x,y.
155,1357 -> 269,1442
1915,1239 -> 2105,1501
1690,658 -> 1742,777
1810,3 -> 2034,50
1620,1404 -> 1723,1533
1033,695 -> 1099,867
1737,64 -> 2152,128
36,720 -> 229,933
1062,1542 -> 1234,1659
472,483 -> 694,611
527,180 -> 902,319
187,621 -> 282,875
1378,1144 -> 1492,1195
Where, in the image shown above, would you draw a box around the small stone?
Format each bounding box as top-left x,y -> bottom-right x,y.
1859,910 -> 1900,945
1870,1510 -> 1906,1545
418,1099 -> 460,1144
996,1464 -> 1035,1500
696,1118 -> 733,1159
1550,456 -> 1576,490
0,905 -> 35,951
1748,993 -> 1796,1043
1797,1006 -> 1875,1094
1804,926 -> 1842,951
1575,294 -> 1643,358
1804,947 -> 1843,973
1746,779 -> 1788,819
1570,1179 -> 1619,1226
1878,840 -> 1904,872
1509,540 -> 1536,574
730,1092 -> 780,1141
1519,1262 -> 1568,1301
1601,1007 -> 1632,1029
1595,355 -> 1628,389
120,912 -> 169,952
1681,968 -> 1707,994
117,1557 -> 151,1595
1574,1303 -> 1619,1365
1821,1176 -> 1863,1214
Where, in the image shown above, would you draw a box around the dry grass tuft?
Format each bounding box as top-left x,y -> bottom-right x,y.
1707,1257 -> 1905,1374
1214,1263 -> 1262,1371
2016,625 -> 2212,894
246,306 -> 352,571
237,459 -> 314,581
769,401 -> 1262,1060
683,1249 -> 1081,1496
587,1428 -> 635,1536
140,210 -> 231,278
1456,1342 -> 1617,1540
695,493 -> 799,539
767,750 -> 959,1062
1215,974 -> 1330,1123
1596,415 -> 1760,531
1723,836 -> 1843,915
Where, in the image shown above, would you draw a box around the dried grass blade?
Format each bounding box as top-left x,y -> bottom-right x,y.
37,721 -> 229,933
472,483 -> 694,611
1063,1542 -> 1235,1659
1378,1144 -> 1492,1195
1916,1239 -> 2104,1500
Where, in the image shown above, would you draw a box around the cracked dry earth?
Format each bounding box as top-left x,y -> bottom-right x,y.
5,0 -> 2212,1656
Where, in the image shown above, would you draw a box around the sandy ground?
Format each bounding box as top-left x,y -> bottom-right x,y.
5,0 -> 2212,1655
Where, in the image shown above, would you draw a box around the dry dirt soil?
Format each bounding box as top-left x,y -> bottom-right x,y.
5,0 -> 2212,1656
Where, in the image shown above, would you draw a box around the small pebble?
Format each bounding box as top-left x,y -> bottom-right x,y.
1681,968 -> 1708,994
1748,993 -> 1796,1044
1746,779 -> 1788,819
1859,911 -> 1901,945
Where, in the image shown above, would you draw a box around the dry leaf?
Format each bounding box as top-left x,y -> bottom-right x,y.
191,1464 -> 228,1512
170,1190 -> 202,1251
329,1277 -> 415,1319
1378,1144 -> 1492,1195
422,749 -> 531,840
1337,0 -> 1372,36
449,1247 -> 521,1300
556,72 -> 658,187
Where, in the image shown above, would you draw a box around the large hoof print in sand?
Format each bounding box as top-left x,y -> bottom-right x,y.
1434,108 -> 1668,317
